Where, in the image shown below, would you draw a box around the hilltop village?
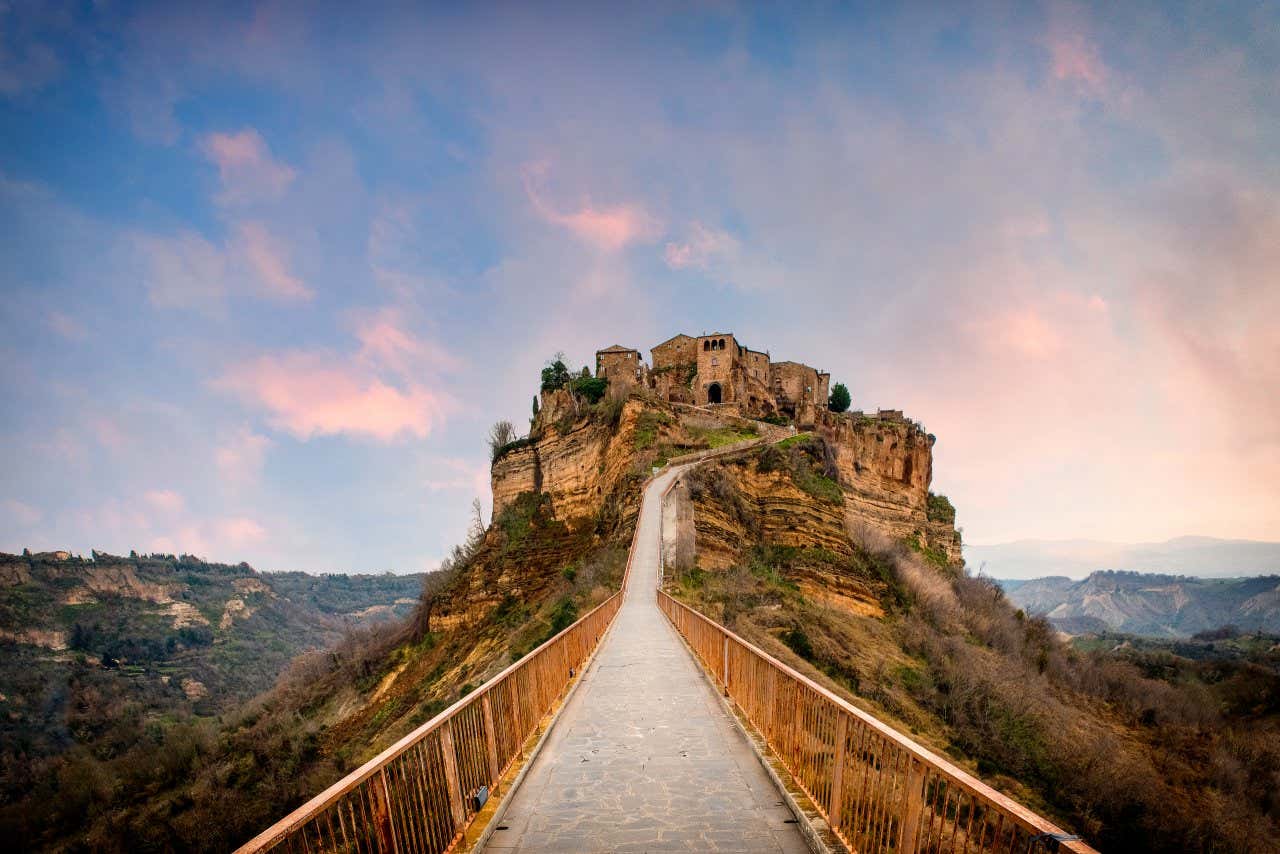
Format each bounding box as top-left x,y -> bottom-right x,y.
487,332 -> 962,577
596,332 -> 832,427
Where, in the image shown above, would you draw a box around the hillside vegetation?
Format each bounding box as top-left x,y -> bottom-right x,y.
0,550 -> 424,850
669,446 -> 1280,852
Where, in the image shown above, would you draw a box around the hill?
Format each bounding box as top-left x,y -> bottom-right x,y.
964,536 -> 1280,579
997,570 -> 1280,637
0,549 -> 423,846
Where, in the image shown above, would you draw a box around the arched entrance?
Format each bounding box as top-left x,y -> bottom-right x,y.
707,382 -> 722,404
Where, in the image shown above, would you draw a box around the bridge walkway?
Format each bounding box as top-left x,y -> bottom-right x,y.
481,465 -> 810,853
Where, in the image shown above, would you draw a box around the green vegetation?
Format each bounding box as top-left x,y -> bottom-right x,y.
757,435 -> 842,503
540,356 -> 574,391
905,533 -> 950,570
633,410 -> 674,450
0,550 -> 426,851
688,424 -> 758,449
672,522 -> 1280,851
539,355 -> 609,403
828,382 -> 851,413
925,491 -> 956,524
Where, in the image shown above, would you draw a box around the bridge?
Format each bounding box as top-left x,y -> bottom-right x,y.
237,441 -> 1098,854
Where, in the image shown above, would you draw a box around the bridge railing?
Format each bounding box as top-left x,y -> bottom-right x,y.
236,509 -> 647,854
657,590 -> 1098,854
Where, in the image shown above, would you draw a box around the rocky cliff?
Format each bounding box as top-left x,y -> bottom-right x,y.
487,393 -> 963,609
814,410 -> 961,564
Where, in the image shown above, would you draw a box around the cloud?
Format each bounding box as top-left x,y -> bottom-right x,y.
2,499 -> 42,528
135,223 -> 312,310
235,222 -> 313,300
216,428 -> 273,486
136,230 -> 229,313
200,128 -> 297,204
664,222 -> 741,271
214,313 -> 455,442
215,351 -> 444,441
143,489 -> 186,515
1044,4 -> 1108,96
422,457 -> 489,496
521,163 -> 660,252
145,515 -> 268,557
353,306 -> 462,375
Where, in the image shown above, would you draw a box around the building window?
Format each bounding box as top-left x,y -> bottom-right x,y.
703,340 -> 710,351
711,357 -> 719,366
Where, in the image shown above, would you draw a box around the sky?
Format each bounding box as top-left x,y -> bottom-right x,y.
1,1 -> 1278,574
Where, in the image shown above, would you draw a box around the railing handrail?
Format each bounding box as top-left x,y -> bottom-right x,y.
237,471 -> 656,853
236,586 -> 623,851
657,589 -> 1098,852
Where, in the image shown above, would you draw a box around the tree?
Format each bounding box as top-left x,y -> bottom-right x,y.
487,420 -> 517,461
531,395 -> 540,419
540,353 -> 573,391
829,382 -> 851,413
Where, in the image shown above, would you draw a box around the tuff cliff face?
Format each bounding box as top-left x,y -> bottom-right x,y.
490,391 -> 655,524
814,410 -> 962,564
487,391 -> 963,592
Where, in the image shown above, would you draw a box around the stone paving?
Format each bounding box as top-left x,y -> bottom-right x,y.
482,467 -> 811,854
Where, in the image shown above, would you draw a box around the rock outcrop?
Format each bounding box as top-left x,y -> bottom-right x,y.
815,410 -> 962,564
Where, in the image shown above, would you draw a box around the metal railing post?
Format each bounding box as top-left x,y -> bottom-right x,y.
898,759 -> 927,852
377,767 -> 400,854
828,712 -> 849,831
481,693 -> 501,786
439,721 -> 467,831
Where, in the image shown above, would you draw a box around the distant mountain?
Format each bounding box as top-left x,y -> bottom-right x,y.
998,570 -> 1280,637
965,536 -> 1280,580
0,549 -> 425,808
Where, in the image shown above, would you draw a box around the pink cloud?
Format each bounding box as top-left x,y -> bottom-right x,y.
236,222 -> 313,300
353,306 -> 463,376
143,489 -> 186,515
521,163 -> 660,252
970,305 -> 1065,360
1044,5 -> 1107,96
664,222 -> 740,271
215,516 -> 267,546
216,429 -> 272,485
215,351 -> 447,442
200,128 -> 296,204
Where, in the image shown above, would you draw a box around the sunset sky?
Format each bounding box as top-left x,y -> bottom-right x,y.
2,1 -> 1277,573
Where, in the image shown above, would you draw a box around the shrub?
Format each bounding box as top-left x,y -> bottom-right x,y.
926,492 -> 956,524
782,626 -> 815,660
571,375 -> 608,404
548,597 -> 578,635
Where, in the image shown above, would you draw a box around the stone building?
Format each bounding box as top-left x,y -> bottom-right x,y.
596,332 -> 834,427
595,345 -> 642,389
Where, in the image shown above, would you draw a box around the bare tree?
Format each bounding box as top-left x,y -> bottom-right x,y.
488,420 -> 517,461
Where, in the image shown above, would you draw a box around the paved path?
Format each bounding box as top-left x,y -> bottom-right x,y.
482,467 -> 810,854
